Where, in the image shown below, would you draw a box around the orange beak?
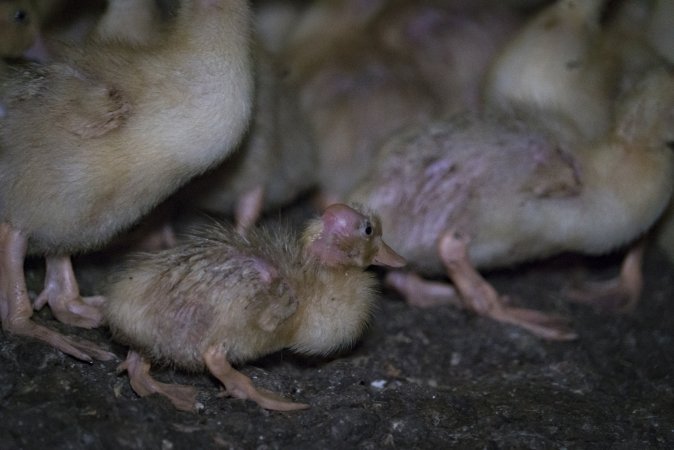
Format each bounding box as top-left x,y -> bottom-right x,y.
373,240 -> 406,268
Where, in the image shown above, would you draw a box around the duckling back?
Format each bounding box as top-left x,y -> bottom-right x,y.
105,223 -> 299,370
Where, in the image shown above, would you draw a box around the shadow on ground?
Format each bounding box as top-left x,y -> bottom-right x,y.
1,233 -> 672,449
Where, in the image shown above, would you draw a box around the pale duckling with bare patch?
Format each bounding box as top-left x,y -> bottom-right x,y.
284,0 -> 522,205
0,0 -> 253,361
104,204 -> 405,412
350,70 -> 674,339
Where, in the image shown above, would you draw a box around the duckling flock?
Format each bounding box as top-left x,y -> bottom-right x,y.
1,0 -> 672,411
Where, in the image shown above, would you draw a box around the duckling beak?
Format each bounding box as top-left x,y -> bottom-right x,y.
373,240 -> 406,268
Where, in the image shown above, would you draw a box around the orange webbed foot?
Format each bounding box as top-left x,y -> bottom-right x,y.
118,351 -> 199,412
566,243 -> 644,313
1,223 -> 113,361
439,230 -> 577,341
203,344 -> 309,411
7,318 -> 115,362
33,255 -> 105,329
385,270 -> 461,308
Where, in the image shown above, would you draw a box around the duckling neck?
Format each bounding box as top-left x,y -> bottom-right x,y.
288,265 -> 378,356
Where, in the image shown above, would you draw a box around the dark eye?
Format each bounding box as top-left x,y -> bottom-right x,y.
364,222 -> 373,236
13,9 -> 29,25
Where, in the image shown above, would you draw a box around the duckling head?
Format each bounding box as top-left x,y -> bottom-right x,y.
302,203 -> 406,269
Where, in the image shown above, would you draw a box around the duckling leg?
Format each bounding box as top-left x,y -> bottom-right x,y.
438,230 -> 577,341
33,255 -> 105,329
118,350 -> 198,412
235,185 -> 265,234
566,242 -> 644,313
385,271 -> 462,308
0,223 -> 114,362
203,344 -> 309,411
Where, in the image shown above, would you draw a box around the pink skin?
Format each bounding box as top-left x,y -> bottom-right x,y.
307,204 -> 406,268
0,223 -> 114,362
116,204 -> 404,411
34,255 -> 105,329
235,185 -> 265,234
118,254 -> 307,412
118,351 -> 198,412
437,230 -> 577,341
566,241 -> 645,313
203,344 -> 309,412
385,271 -> 461,309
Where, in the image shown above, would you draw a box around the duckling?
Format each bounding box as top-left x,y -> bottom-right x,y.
181,41 -> 316,233
483,0 -> 614,141
104,204 -> 405,412
253,0 -> 306,54
0,0 -> 253,361
349,70 -> 674,340
373,0 -> 521,115
283,0 -> 441,205
284,0 -> 523,205
94,0 -> 179,46
0,0 -> 40,59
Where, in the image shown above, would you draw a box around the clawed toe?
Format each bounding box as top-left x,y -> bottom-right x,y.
566,280 -> 637,313
120,351 -> 198,412
243,386 -> 310,412
50,297 -> 105,329
9,319 -> 115,361
491,306 -> 577,341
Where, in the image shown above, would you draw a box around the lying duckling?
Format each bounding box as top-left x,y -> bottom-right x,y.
0,0 -> 253,361
104,204 -> 405,412
349,70 -> 674,340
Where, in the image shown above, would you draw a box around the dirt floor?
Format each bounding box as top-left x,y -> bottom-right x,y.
1,219 -> 673,449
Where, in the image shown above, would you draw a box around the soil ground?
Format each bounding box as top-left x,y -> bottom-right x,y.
1,215 -> 672,449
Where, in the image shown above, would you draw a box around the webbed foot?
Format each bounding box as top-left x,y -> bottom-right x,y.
203,344 -> 309,411
118,350 -> 198,412
566,243 -> 644,313
439,230 -> 577,341
34,255 -> 105,329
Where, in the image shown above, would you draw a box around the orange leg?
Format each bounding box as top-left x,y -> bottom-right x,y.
385,270 -> 462,308
566,242 -> 644,313
235,185 -> 265,234
0,223 -> 114,362
438,230 -> 577,341
203,344 -> 309,411
34,255 -> 105,329
118,350 -> 198,412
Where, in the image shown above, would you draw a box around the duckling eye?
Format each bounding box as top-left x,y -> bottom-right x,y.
13,9 -> 29,24
364,222 -> 373,236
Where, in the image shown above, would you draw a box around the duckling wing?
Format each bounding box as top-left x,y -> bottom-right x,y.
519,146 -> 582,198
248,257 -> 298,333
3,62 -> 131,139
257,288 -> 298,333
